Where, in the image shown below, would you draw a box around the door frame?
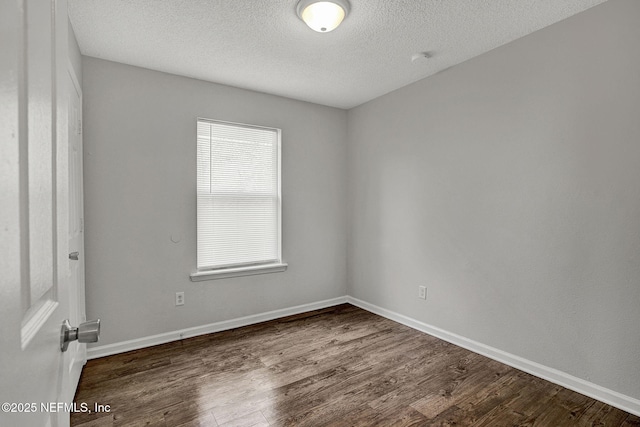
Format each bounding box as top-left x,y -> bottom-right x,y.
66,58 -> 87,400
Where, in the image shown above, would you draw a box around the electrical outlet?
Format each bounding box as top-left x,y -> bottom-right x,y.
418,286 -> 427,300
175,292 -> 185,306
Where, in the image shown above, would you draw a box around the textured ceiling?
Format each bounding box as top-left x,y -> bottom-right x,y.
68,0 -> 608,109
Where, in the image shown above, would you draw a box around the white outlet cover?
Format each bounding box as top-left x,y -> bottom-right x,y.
175,292 -> 185,306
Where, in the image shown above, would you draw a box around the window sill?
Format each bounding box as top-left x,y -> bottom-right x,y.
190,263 -> 288,282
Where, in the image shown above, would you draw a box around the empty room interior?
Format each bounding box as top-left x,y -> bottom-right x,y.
2,0 -> 640,426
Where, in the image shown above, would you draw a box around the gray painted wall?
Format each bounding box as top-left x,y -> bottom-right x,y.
347,0 -> 640,400
80,0 -> 639,404
82,57 -> 348,346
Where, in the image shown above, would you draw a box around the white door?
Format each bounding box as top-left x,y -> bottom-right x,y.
0,0 -> 80,426
66,63 -> 87,399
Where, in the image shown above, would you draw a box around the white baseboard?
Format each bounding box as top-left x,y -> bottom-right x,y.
86,294 -> 640,417
87,296 -> 348,360
346,296 -> 640,417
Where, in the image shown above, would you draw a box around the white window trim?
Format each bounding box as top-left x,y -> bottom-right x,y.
190,262 -> 288,281
193,118 -> 286,282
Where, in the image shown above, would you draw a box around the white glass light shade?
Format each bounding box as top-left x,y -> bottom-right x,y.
297,0 -> 350,33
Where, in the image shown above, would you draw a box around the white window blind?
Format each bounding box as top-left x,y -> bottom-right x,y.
197,119 -> 281,271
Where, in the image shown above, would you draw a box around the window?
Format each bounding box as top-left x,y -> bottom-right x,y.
191,119 -> 286,281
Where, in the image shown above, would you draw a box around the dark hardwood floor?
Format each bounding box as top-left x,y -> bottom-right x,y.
72,304 -> 640,426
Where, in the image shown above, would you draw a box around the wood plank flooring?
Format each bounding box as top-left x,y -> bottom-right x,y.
71,304 -> 640,426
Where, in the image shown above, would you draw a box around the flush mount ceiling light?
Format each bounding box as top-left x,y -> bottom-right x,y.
296,0 -> 351,33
